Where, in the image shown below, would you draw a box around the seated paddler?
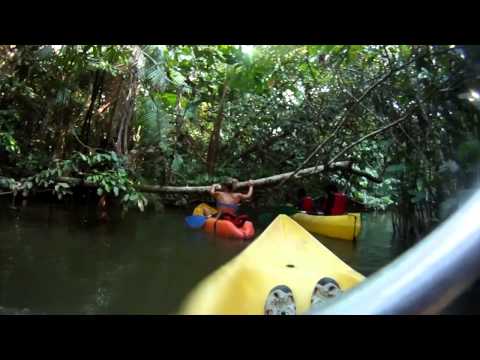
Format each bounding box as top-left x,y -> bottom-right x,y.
208,178 -> 254,227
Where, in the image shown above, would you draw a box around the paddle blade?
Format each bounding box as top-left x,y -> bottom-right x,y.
185,215 -> 207,229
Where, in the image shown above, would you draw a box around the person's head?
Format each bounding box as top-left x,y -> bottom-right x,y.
325,183 -> 338,194
222,178 -> 238,193
297,188 -> 307,199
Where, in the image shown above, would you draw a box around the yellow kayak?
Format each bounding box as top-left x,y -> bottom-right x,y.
179,214 -> 364,315
193,203 -> 218,216
291,212 -> 362,241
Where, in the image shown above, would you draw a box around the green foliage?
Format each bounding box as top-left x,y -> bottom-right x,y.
71,151 -> 147,211
0,132 -> 20,154
16,153 -> 54,174
385,164 -> 407,176
72,150 -> 125,171
86,168 -> 148,212
457,139 -> 480,165
9,150 -> 146,211
1,44 -> 478,226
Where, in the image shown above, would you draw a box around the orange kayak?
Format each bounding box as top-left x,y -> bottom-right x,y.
204,217 -> 255,240
193,203 -> 255,240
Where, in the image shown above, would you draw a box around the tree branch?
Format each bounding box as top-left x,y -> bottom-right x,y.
0,161 -> 381,196
71,129 -> 101,153
338,77 -> 435,170
278,49 -> 432,188
382,45 -> 394,69
132,160 -> 381,194
328,108 -> 416,165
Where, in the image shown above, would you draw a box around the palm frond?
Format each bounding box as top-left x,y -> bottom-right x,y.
145,66 -> 166,88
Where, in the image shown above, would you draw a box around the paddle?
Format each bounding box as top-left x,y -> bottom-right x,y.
185,215 -> 207,229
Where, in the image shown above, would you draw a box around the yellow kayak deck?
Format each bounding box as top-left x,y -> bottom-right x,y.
179,214 -> 364,315
291,212 -> 362,241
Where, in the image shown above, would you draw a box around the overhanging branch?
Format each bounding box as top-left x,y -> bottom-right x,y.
279,49 -> 433,188
1,161 -> 381,196
328,108 -> 416,165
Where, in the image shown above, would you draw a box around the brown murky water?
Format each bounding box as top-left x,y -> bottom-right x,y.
0,200 -> 395,314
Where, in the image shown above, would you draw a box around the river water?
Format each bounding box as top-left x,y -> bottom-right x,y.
0,201 -> 395,314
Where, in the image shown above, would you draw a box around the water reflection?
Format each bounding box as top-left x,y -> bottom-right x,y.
313,212 -> 394,276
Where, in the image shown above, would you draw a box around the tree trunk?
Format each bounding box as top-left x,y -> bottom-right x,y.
111,46 -> 141,156
80,69 -> 104,146
104,76 -> 123,149
54,105 -> 73,160
206,82 -> 228,175
174,90 -> 183,142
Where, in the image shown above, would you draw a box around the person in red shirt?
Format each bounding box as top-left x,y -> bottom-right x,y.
321,184 -> 348,216
297,188 -> 316,214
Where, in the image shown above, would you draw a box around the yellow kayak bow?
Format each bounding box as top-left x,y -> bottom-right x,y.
179,214 -> 364,315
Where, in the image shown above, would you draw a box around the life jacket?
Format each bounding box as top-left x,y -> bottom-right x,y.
300,196 -> 315,212
330,192 -> 348,215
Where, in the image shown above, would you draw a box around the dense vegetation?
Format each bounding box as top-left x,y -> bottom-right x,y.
1,45 -> 479,248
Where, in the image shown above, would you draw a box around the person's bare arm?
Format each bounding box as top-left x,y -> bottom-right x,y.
210,184 -> 220,197
237,180 -> 254,200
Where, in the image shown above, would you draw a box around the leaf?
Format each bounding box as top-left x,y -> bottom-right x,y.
170,70 -> 186,86
347,45 -> 363,62
320,45 -> 336,54
307,46 -> 322,56
171,154 -> 184,173
184,100 -> 202,120
122,194 -> 130,202
37,46 -> 55,59
161,93 -> 178,107
97,188 -> 103,196
399,45 -> 412,58
146,66 -> 165,86
178,53 -> 193,62
110,151 -> 118,163
385,163 -> 406,174
138,200 -> 145,212
113,186 -> 119,197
